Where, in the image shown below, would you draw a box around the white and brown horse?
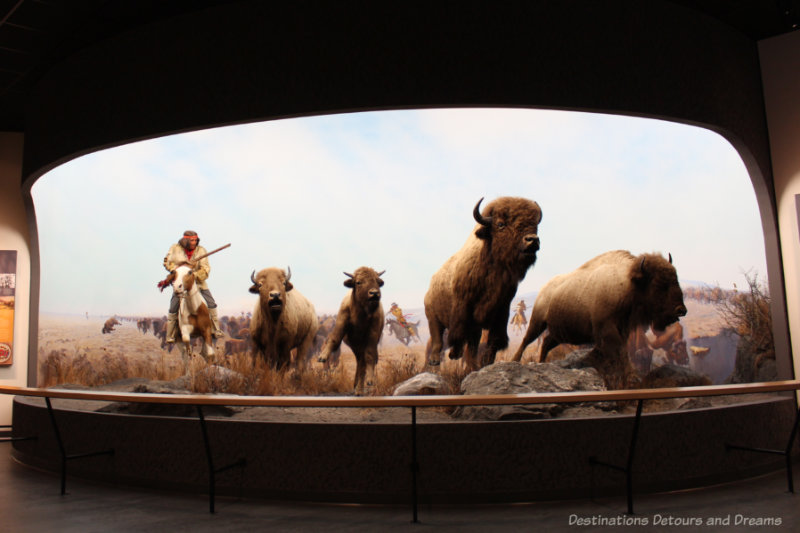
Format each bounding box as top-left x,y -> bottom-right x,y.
167,262 -> 216,366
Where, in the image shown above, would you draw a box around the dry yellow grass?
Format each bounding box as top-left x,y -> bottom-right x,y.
36,316 -> 472,397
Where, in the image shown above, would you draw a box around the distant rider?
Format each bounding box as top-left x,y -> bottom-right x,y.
163,230 -> 224,343
388,302 -> 414,336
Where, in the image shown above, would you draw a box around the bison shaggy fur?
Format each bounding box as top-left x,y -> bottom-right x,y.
511,250 -> 687,389
249,267 -> 319,372
318,267 -> 385,395
424,196 -> 542,370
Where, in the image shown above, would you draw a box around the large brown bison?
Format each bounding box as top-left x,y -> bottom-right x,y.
511,250 -> 688,389
424,196 -> 542,370
318,267 -> 385,395
249,267 -> 319,372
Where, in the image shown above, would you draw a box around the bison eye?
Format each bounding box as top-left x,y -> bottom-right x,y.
496,221 -> 506,229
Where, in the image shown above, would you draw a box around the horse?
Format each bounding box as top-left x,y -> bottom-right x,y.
167,263 -> 216,367
385,318 -> 421,346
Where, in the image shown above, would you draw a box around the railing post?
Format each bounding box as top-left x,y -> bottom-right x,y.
411,405 -> 419,523
589,398 -> 644,515
197,405 -> 246,514
45,397 -> 114,495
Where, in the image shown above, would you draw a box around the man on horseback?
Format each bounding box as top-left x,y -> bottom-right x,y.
388,302 -> 414,337
510,299 -> 528,334
163,230 -> 224,343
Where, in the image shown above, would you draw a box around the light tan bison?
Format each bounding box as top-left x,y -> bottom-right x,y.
249,267 -> 319,372
318,267 -> 385,395
424,196 -> 542,370
511,250 -> 687,389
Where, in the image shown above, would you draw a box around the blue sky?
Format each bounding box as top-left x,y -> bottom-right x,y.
31,108 -> 768,317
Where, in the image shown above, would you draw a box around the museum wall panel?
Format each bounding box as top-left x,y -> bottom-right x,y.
0,133 -> 30,425
760,31 -> 800,382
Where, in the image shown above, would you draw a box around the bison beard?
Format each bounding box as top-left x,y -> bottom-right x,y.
511,250 -> 688,389
424,196 -> 542,371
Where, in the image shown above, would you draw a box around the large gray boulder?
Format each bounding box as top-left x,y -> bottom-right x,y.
453,361 -> 613,420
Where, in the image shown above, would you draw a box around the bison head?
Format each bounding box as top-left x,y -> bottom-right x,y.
344,267 -> 385,314
632,253 -> 688,331
473,196 -> 542,273
250,267 -> 293,318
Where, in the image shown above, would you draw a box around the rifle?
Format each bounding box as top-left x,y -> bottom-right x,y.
190,243 -> 231,263
157,243 -> 231,291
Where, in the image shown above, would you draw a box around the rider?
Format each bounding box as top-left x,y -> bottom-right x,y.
163,230 -> 224,343
388,302 -> 414,336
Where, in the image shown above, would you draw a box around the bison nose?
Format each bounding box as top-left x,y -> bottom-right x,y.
524,234 -> 540,251
369,289 -> 381,299
269,291 -> 281,300
676,305 -> 687,317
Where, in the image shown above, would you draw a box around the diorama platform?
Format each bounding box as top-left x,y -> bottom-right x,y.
9,394 -> 799,504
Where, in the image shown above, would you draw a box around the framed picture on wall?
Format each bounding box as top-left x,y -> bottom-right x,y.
0,250 -> 17,366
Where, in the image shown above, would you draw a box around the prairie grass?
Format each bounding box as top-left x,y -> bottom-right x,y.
37,340 -> 472,397
38,347 -> 183,388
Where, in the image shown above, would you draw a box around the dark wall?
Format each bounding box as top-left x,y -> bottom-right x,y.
23,1 -> 770,183
19,0 -> 792,377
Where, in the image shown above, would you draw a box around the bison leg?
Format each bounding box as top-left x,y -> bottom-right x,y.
512,317 -> 547,362
484,314 -> 510,367
463,332 -> 482,372
363,347 -> 378,395
426,319 -> 445,366
353,353 -> 367,395
295,333 -> 316,375
589,323 -> 634,390
538,334 -> 559,363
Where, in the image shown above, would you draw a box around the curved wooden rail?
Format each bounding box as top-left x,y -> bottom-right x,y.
1,379 -> 799,407
2,380 -> 799,519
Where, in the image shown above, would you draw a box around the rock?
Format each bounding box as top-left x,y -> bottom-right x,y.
640,364 -> 712,388
392,372 -> 450,396
726,335 -> 776,384
556,348 -> 594,369
93,372 -> 239,418
452,361 -> 610,420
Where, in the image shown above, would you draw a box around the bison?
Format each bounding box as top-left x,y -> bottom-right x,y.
249,266 -> 319,372
318,267 -> 385,395
511,250 -> 688,389
101,317 -> 120,334
424,196 -> 542,370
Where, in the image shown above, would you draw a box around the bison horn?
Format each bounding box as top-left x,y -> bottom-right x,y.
343,271 -> 354,279
285,266 -> 292,283
473,197 -> 493,227
377,270 -> 386,277
668,252 -> 673,264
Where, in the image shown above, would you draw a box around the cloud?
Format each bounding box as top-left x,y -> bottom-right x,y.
31,108 -> 767,316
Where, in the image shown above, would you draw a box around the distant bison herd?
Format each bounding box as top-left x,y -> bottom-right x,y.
115,196 -> 687,393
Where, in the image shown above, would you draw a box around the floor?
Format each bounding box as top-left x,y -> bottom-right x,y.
0,448 -> 797,532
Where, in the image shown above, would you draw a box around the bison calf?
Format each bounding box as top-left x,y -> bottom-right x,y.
511,250 -> 687,389
318,267 -> 385,395
249,267 -> 319,372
